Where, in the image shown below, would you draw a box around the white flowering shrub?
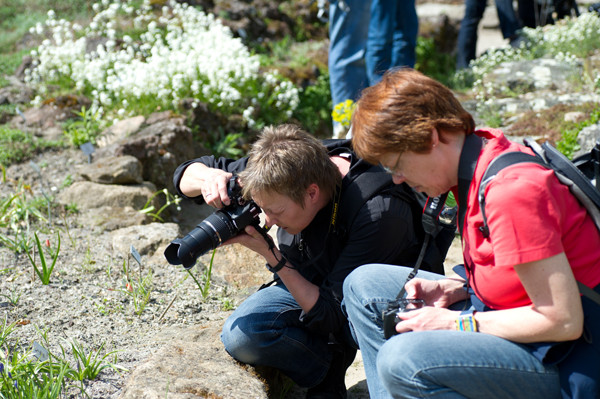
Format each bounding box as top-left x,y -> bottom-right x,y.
25,0 -> 299,129
461,11 -> 600,103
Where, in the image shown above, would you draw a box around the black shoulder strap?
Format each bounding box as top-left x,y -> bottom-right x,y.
323,138 -> 352,153
540,141 -> 600,209
457,133 -> 484,235
478,152 -> 546,238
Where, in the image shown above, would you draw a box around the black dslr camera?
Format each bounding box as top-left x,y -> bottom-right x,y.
164,176 -> 262,269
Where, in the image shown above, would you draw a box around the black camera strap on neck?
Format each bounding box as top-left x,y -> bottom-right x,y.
392,193 -> 449,301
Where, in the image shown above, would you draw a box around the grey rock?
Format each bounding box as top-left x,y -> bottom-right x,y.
76,205 -> 152,231
484,58 -> 583,95
110,222 -> 181,260
56,181 -> 157,211
9,95 -> 91,136
574,123 -> 600,158
118,322 -> 270,399
77,155 -> 144,185
98,118 -> 195,192
0,82 -> 34,105
564,111 -> 587,123
97,116 -> 146,148
14,55 -> 33,81
145,110 -> 175,126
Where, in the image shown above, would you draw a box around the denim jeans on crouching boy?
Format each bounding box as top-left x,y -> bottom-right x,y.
342,264 -> 561,399
220,283 -> 331,387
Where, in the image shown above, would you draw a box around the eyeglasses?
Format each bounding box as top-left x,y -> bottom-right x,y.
381,153 -> 404,177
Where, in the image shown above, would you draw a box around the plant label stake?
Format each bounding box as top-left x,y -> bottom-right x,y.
16,106 -> 26,123
32,341 -> 49,362
80,142 -> 95,164
130,245 -> 142,267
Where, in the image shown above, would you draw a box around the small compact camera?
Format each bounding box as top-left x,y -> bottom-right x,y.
382,299 -> 425,339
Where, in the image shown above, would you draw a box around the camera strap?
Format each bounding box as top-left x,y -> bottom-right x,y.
254,224 -> 290,272
391,193 -> 449,301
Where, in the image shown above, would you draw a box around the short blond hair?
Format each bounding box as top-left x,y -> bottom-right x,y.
239,124 -> 341,206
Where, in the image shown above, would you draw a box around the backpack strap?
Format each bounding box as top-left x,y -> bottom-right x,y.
539,140 -> 600,209
335,164 -> 414,237
578,281 -> 600,307
479,141 -> 600,307
457,133 -> 484,235
479,151 -> 546,238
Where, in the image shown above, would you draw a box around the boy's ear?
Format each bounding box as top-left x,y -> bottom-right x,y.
306,183 -> 320,203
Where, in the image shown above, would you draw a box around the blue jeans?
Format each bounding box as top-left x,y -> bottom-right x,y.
342,264 -> 561,398
456,0 -> 521,69
220,283 -> 331,387
328,0 -> 418,107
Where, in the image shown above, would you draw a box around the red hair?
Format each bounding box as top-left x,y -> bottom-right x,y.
352,68 -> 475,164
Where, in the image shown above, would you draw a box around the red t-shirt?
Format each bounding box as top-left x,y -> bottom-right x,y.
461,128 -> 600,310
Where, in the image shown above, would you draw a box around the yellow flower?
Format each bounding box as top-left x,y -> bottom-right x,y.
331,99 -> 356,128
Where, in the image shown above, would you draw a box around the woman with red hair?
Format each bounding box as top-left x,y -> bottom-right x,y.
342,67 -> 600,398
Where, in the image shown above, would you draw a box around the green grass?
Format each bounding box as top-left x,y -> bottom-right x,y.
0,0 -> 94,88
0,318 -> 126,397
0,125 -> 62,167
0,49 -> 29,87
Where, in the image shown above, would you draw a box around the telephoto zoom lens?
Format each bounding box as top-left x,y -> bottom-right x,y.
164,210 -> 238,269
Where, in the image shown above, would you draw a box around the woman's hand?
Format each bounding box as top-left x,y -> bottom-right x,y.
395,307 -> 458,333
404,277 -> 468,309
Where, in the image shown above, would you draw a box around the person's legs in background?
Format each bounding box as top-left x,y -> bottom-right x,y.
517,0 -> 538,27
456,0 -> 487,70
493,0 -> 522,44
365,0 -> 395,84
328,0 -> 371,109
366,0 -> 418,85
391,0 -> 418,70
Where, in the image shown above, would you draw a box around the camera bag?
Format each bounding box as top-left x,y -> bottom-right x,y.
458,133 -> 600,399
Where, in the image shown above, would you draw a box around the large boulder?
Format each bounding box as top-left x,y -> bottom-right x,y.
76,155 -> 144,185
10,94 -> 91,138
118,321 -> 271,399
97,118 -> 197,192
110,222 -> 181,261
483,58 -> 584,95
574,123 -> 600,159
56,181 -> 157,210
